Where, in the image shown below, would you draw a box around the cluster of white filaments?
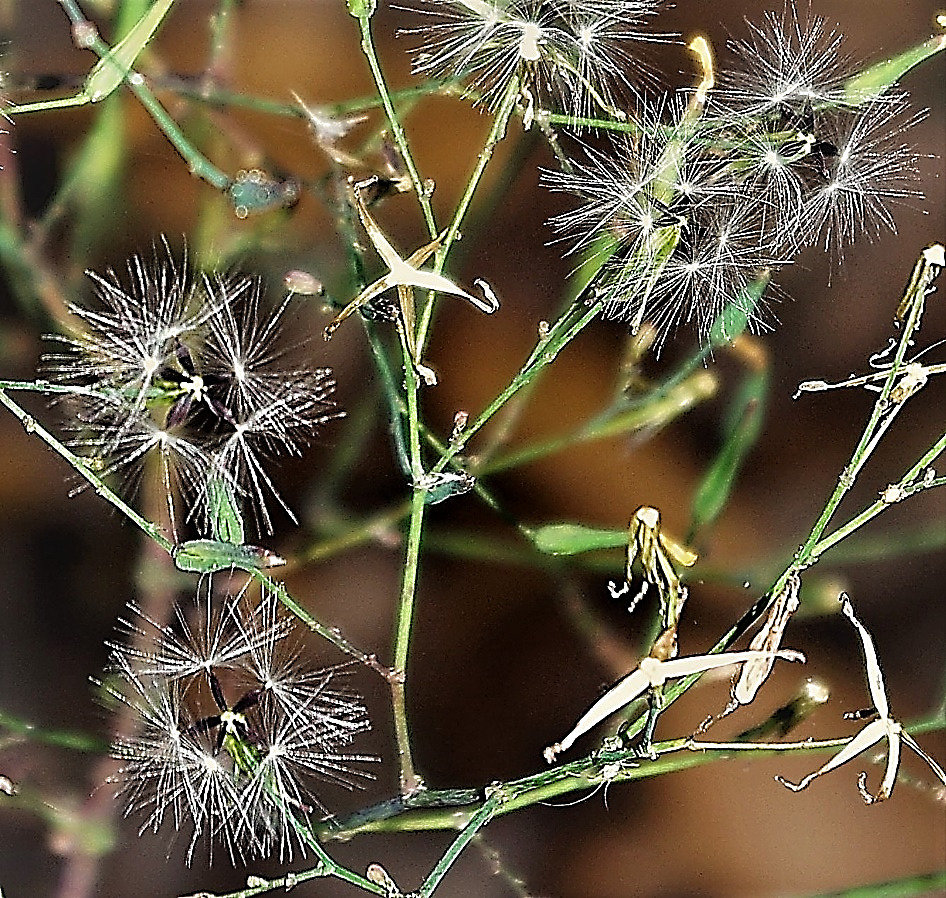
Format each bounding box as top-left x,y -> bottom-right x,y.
544,6 -> 922,347
102,581 -> 374,864
43,240 -> 340,536
399,0 -> 670,118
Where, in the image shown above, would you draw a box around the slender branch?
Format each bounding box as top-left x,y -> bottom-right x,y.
416,76 -> 521,353
0,708 -> 107,753
798,275 -> 927,557
811,431 -> 946,561
354,12 -> 437,237
15,0 -> 231,190
417,790 -> 505,897
255,573 -> 388,676
319,717 -> 945,840
0,387 -> 172,552
432,299 -> 602,473
390,486 -> 428,794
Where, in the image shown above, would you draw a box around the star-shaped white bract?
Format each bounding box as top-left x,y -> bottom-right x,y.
544,647 -> 805,762
323,178 -> 498,343
776,593 -> 946,803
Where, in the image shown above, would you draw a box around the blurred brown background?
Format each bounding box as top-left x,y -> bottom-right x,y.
0,1 -> 944,896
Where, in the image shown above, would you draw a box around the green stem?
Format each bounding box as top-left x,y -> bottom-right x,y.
810,430 -> 946,561
433,299 -> 602,473
401,327 -> 426,481
479,370 -> 716,475
0,387 -> 172,552
320,718 -> 945,840
17,0 -> 230,191
798,283 -> 924,558
0,386 -> 384,683
350,11 -> 441,795
796,870 -> 946,898
193,758 -> 385,898
205,0 -> 236,75
290,817 -> 385,896
154,73 -> 456,119
0,708 -> 107,753
682,260 -> 944,688
295,501 -> 412,567
122,74 -> 230,189
391,486 -> 428,794
417,76 -> 521,353
541,111 -> 642,133
0,379 -> 113,398
255,573 -> 388,677
355,12 -> 436,237
417,792 -> 504,897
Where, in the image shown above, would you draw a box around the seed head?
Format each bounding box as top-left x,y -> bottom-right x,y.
43,240 -> 341,536
545,9 -> 924,348
100,582 -> 375,864
398,0 -> 672,120
717,4 -> 853,115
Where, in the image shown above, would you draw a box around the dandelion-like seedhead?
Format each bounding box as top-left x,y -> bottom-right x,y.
101,581 -> 375,864
398,0 -> 671,119
714,6 -> 923,261
796,97 -> 923,255
716,4 -> 853,115
43,241 -> 341,536
545,105 -> 788,347
545,7 -> 923,347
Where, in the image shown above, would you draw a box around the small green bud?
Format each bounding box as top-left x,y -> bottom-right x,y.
531,523 -> 625,555
207,476 -> 245,545
172,539 -> 285,574
346,0 -> 376,19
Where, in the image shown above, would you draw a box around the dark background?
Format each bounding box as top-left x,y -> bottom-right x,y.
1,1 -> 944,896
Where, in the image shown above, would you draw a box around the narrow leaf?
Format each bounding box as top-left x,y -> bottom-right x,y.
690,364 -> 768,534
86,0 -> 177,102
844,31 -> 946,106
172,539 -> 285,574
707,272 -> 770,347
531,523 -> 626,555
206,476 -> 245,545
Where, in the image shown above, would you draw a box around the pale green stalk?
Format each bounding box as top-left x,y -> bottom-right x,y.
811,433 -> 946,561
416,76 -> 522,352
417,790 -> 505,897
352,9 -> 437,237
0,386 -> 172,552
13,0 -> 230,191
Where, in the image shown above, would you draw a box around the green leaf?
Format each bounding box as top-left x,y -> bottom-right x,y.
844,31 -> 946,106
707,272 -> 770,348
86,0 -> 177,103
9,0 -> 176,115
690,366 -> 768,535
172,539 -> 285,574
207,476 -> 245,545
531,523 -> 626,556
583,371 -> 717,442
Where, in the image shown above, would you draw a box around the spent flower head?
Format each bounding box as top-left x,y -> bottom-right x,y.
398,0 -> 672,120
43,240 -> 341,537
100,580 -> 375,864
712,4 -> 923,260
